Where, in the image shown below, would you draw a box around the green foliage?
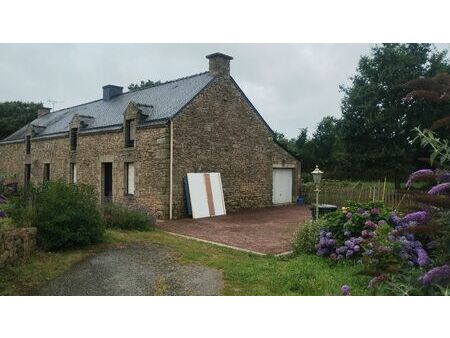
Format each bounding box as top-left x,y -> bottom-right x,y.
128,79 -> 162,91
274,116 -> 346,175
370,269 -> 449,296
6,185 -> 37,227
361,222 -> 403,275
293,219 -> 325,254
102,203 -> 155,231
340,43 -> 450,183
414,127 -> 450,168
323,202 -> 391,242
0,101 -> 43,140
8,181 -> 105,250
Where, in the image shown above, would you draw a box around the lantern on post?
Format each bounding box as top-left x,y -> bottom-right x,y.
311,165 -> 323,220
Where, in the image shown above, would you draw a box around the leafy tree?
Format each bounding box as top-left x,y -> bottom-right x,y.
128,79 -> 162,91
310,116 -> 346,177
0,101 -> 43,140
340,43 -> 450,186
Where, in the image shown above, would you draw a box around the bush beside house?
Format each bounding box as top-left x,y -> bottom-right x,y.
7,181 -> 105,250
102,203 -> 155,231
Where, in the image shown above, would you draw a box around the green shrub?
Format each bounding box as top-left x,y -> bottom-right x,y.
9,181 -> 105,250
6,184 -> 37,227
293,219 -> 325,254
102,203 -> 154,231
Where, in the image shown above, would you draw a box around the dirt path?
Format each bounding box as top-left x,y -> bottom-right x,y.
39,244 -> 223,296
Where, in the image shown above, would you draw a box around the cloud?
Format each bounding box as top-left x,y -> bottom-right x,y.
0,43 -> 448,138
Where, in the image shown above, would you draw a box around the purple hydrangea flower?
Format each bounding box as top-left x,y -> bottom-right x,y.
346,250 -> 354,258
365,220 -> 377,229
402,211 -> 428,225
341,285 -> 350,296
361,230 -> 370,238
326,232 -> 333,239
344,240 -> 354,249
389,212 -> 403,227
346,212 -> 353,219
420,265 -> 450,286
330,253 -> 337,260
336,246 -> 347,255
357,207 -> 364,214
353,245 -> 360,252
415,247 -> 429,267
428,182 -> 450,195
370,208 -> 379,215
405,169 -> 434,187
326,239 -> 336,247
316,248 -> 329,256
337,254 -> 344,260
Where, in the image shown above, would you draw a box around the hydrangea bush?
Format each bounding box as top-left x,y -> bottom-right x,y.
312,202 -> 433,273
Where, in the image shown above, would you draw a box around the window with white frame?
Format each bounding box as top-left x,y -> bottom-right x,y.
125,162 -> 135,195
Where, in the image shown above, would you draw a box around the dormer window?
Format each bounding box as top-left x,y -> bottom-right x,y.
125,119 -> 135,148
26,135 -> 31,154
70,128 -> 78,151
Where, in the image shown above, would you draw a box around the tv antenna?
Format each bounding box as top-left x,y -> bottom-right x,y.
47,99 -> 64,111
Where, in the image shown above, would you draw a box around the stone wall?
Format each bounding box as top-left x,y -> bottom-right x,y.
0,126 -> 170,219
171,75 -> 300,218
0,227 -> 37,268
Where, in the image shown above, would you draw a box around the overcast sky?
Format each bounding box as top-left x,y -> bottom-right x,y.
1,44 -> 449,138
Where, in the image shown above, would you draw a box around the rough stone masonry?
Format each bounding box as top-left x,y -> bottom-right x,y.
0,227 -> 37,268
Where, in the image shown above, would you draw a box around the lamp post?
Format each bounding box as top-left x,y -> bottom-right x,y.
311,165 -> 323,220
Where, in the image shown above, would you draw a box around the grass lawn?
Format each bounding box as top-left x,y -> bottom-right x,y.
0,229 -> 372,296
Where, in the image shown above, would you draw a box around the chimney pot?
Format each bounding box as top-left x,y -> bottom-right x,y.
37,107 -> 51,118
103,85 -> 123,101
206,52 -> 233,77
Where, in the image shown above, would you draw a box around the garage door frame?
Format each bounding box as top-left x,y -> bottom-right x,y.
272,167 -> 294,205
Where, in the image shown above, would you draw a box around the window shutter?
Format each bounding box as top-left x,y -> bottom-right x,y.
127,163 -> 135,195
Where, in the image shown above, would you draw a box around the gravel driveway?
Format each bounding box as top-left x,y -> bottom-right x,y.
40,244 -> 223,296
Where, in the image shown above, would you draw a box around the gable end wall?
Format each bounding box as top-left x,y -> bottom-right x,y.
171,76 -> 300,219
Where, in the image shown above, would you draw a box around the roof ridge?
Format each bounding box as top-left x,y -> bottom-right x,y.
121,71 -> 210,95
47,71 -> 211,115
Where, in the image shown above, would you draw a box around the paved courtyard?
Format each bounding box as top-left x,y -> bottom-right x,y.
157,204 -> 311,255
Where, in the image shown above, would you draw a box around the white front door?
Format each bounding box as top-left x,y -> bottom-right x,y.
272,168 -> 293,204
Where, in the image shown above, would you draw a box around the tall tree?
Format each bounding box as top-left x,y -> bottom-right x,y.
128,79 -> 162,91
0,101 -> 43,140
310,116 -> 346,177
340,43 -> 450,187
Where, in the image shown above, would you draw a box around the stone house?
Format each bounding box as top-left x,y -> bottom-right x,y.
0,53 -> 300,219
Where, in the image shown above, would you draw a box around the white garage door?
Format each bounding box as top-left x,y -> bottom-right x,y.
272,169 -> 293,205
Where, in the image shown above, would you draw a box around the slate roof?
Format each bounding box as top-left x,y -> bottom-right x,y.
1,72 -> 215,143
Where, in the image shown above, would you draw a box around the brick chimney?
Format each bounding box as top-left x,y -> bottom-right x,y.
37,107 -> 51,118
102,85 -> 123,101
206,52 -> 233,77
